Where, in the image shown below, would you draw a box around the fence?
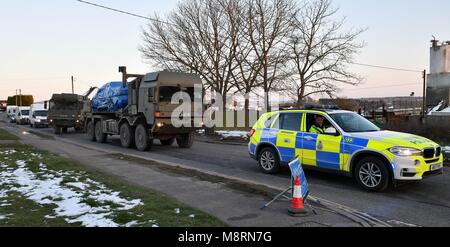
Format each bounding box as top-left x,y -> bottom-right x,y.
385,115 -> 450,144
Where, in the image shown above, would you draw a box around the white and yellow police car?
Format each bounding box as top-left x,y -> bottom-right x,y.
249,110 -> 444,192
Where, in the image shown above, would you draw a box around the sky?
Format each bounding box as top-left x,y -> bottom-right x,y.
1,0 -> 450,102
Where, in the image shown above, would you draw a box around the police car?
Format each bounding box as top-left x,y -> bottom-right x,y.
249,110 -> 444,192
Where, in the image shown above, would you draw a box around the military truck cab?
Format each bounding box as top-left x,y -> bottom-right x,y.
48,94 -> 91,134
85,67 -> 202,151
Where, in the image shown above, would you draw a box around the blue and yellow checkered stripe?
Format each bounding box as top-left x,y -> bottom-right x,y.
250,128 -> 380,172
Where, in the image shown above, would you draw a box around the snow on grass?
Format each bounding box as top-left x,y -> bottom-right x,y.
0,151 -> 148,227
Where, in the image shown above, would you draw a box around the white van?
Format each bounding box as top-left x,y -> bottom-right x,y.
30,102 -> 49,128
6,106 -> 19,123
16,106 -> 31,125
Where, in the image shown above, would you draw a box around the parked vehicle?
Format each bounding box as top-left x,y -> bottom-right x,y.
6,106 -> 18,123
47,87 -> 97,135
16,106 -> 31,125
85,66 -> 202,151
30,102 -> 50,128
0,100 -> 7,111
249,109 -> 444,192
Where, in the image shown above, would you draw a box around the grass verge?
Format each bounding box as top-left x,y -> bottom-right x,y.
0,128 -> 19,141
0,130 -> 226,227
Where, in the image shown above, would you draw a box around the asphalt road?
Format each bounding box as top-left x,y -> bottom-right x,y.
2,114 -> 450,227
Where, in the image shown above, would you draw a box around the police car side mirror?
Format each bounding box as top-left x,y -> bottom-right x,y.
324,127 -> 338,136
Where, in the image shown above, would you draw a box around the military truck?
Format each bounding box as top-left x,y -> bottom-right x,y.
84,66 -> 202,151
48,87 -> 97,135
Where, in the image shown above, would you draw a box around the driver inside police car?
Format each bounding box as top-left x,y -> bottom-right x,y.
310,115 -> 327,134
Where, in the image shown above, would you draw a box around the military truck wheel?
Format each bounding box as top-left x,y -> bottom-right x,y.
135,124 -> 152,151
62,127 -> 68,134
86,121 -> 96,142
160,138 -> 175,146
95,121 -> 107,143
120,123 -> 135,148
54,126 -> 62,135
176,133 -> 194,148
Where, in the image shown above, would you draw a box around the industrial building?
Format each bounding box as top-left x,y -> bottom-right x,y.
427,39 -> 450,115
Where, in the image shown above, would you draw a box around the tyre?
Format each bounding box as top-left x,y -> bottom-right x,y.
86,121 -> 96,142
95,121 -> 107,143
257,147 -> 280,174
62,127 -> 68,134
176,133 -> 194,148
355,157 -> 390,192
120,123 -> 135,148
160,138 -> 175,146
135,124 -> 152,151
54,126 -> 62,135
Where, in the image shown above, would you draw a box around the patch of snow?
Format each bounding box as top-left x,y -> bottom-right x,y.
65,182 -> 89,190
189,214 -> 196,218
443,146 -> 450,153
0,150 -> 16,156
441,107 -> 450,113
0,214 -> 13,220
428,101 -> 444,115
0,158 -> 143,227
125,221 -> 140,227
216,131 -> 249,139
175,208 -> 181,214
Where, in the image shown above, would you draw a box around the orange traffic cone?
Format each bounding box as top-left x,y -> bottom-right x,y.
288,176 -> 307,216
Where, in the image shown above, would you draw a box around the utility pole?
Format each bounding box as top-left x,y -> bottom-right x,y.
15,89 -> 18,106
19,89 -> 22,106
422,70 -> 427,118
71,76 -> 74,94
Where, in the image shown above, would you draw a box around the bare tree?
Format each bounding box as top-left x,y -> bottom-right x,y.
245,0 -> 297,109
286,0 -> 365,108
140,0 -> 242,106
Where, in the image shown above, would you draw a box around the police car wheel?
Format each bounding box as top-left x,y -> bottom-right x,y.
356,157 -> 390,192
258,147 -> 280,174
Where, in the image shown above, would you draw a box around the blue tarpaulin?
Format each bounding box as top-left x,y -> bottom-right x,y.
92,82 -> 129,113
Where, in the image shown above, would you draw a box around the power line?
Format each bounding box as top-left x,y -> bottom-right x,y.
76,0 -> 424,75
2,76 -> 69,81
351,62 -> 422,73
75,0 -> 174,26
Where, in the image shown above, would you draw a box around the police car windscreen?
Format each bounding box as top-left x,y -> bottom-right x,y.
330,113 -> 380,133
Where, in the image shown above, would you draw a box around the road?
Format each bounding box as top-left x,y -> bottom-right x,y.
2,113 -> 450,226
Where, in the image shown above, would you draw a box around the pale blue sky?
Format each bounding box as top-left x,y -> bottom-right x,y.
1,0 -> 449,101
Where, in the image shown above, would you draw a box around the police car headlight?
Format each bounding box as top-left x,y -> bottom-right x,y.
389,147 -> 422,156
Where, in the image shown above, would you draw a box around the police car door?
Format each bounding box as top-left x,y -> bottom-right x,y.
303,113 -> 343,171
274,113 -> 303,163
